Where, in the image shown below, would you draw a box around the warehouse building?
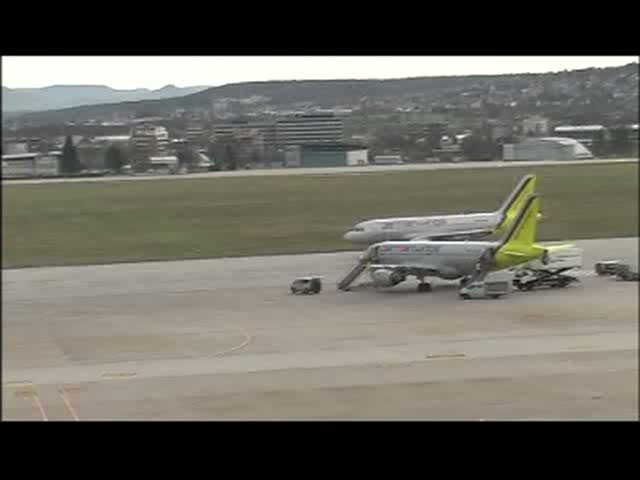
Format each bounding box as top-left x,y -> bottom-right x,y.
553,125 -> 607,156
284,144 -> 369,168
503,137 -> 593,161
2,152 -> 61,178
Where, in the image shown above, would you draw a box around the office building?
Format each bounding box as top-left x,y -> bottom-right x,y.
275,114 -> 344,146
130,124 -> 170,163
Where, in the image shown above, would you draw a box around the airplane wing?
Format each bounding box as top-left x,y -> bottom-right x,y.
369,264 -> 440,276
408,228 -> 495,242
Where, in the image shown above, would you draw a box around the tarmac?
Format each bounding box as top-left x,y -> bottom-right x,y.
3,158 -> 637,186
2,237 -> 638,420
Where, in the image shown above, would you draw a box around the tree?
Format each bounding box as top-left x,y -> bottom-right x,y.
225,143 -> 237,170
60,135 -> 80,174
250,149 -> 260,168
207,142 -> 220,170
105,144 -> 126,173
461,135 -> 495,161
176,145 -> 199,172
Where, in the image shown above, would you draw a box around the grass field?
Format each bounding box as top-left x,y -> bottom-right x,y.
2,163 -> 638,268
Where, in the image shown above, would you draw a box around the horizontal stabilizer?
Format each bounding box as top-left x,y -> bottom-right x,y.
545,243 -> 577,251
499,250 -> 528,257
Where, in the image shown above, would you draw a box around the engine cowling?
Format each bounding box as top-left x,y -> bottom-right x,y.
370,269 -> 405,286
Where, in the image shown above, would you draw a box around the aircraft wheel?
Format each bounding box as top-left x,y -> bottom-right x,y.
417,283 -> 432,293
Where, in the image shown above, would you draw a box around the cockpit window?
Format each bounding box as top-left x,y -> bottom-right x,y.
352,227 -> 365,232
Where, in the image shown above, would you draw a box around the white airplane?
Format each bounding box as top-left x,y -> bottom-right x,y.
343,174 -> 539,245
343,193 -> 568,293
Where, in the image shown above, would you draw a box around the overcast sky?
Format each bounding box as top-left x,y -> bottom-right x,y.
2,56 -> 637,90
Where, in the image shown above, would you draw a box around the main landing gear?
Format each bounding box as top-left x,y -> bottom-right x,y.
417,279 -> 432,293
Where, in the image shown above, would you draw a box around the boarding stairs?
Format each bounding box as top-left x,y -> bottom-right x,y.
337,251 -> 374,291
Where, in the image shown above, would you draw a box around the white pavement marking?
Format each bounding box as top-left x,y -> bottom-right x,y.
5,330 -> 636,387
58,387 -> 80,421
31,392 -> 49,421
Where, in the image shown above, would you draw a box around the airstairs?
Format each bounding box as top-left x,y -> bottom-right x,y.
462,247 -> 495,286
337,251 -> 374,291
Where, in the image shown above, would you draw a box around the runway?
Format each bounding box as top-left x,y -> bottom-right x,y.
2,237 -> 638,420
3,158 -> 637,186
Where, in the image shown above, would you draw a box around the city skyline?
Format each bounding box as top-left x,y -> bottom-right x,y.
3,56 -> 637,90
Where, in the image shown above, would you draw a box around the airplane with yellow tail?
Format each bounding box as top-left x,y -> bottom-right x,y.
343,192 -> 567,293
343,174 -> 542,245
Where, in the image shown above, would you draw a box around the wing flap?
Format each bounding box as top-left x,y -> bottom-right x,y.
369,264 -> 440,275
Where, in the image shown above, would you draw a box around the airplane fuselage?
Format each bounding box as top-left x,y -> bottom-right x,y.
367,240 -> 500,280
344,212 -> 501,245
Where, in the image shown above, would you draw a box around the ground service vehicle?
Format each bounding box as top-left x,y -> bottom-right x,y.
290,276 -> 323,294
512,245 -> 582,291
512,268 -> 579,290
615,264 -> 639,281
595,260 -> 623,276
459,279 -> 511,300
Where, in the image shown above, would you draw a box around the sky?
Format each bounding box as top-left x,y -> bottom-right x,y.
2,56 -> 638,90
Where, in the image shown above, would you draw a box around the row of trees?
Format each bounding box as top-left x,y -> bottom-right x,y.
59,135 -> 129,174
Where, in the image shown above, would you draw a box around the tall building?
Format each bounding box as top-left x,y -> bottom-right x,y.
275,114 -> 344,146
130,124 -> 169,163
212,114 -> 345,150
522,115 -> 550,136
185,119 -> 206,145
213,121 -> 276,146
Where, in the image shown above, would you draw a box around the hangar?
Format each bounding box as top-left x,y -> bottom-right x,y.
285,144 -> 369,168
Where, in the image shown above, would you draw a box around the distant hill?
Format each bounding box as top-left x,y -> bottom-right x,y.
5,63 -> 638,125
1,84 -> 210,112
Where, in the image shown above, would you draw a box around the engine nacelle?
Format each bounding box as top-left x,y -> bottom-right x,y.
438,267 -> 461,280
370,269 -> 406,286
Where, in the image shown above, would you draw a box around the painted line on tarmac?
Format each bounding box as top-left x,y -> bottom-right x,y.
12,386 -> 49,421
4,380 -> 33,388
210,333 -> 252,357
32,391 -> 49,421
101,372 -> 137,380
425,353 -> 467,360
58,387 -> 80,421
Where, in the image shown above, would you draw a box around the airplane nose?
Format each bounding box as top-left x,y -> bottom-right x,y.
343,231 -> 355,242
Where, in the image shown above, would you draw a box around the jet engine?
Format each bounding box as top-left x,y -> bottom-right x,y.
370,269 -> 406,287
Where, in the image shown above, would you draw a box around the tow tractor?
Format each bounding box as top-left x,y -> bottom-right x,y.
290,276 -> 323,295
511,246 -> 582,292
595,260 -> 623,276
615,264 -> 639,282
593,260 -> 639,281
